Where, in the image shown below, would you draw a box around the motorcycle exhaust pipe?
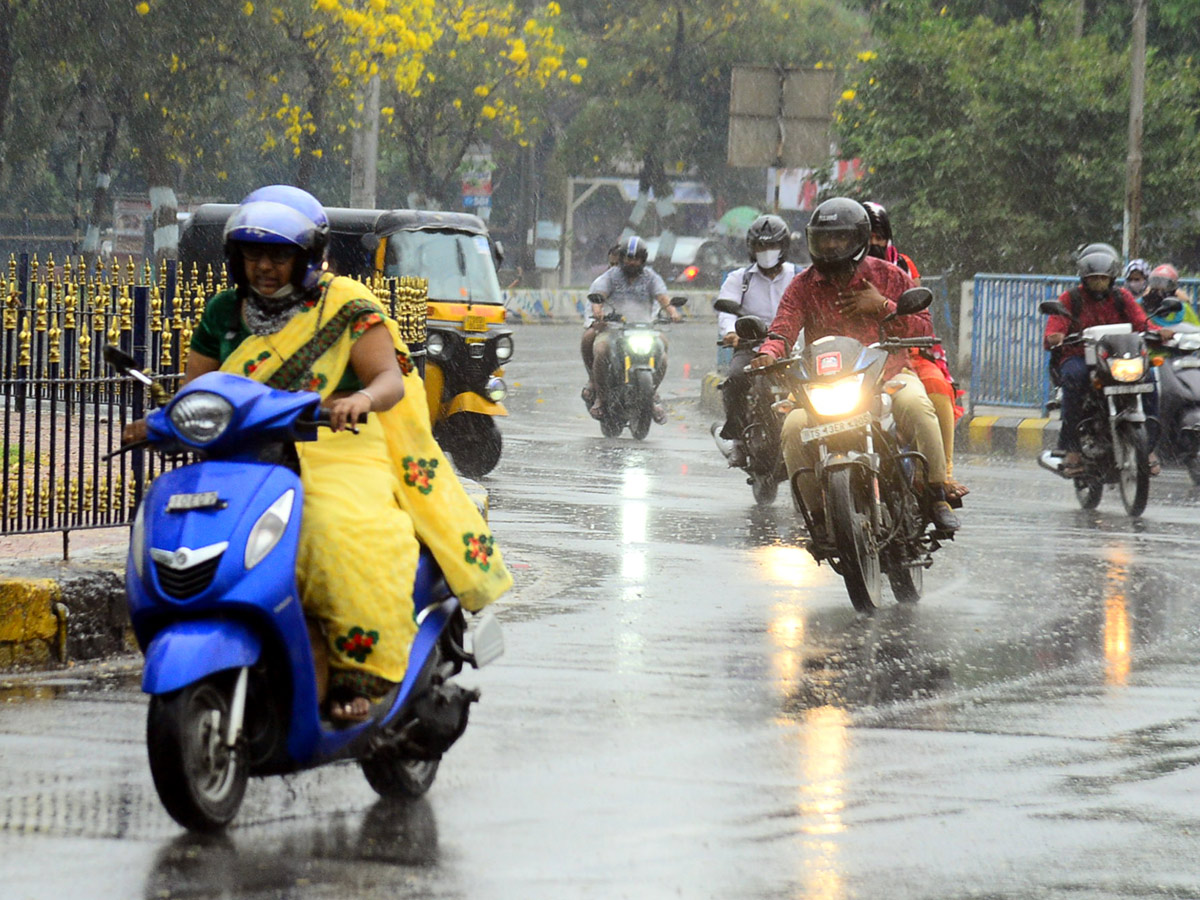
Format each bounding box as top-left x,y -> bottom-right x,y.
1038,450 -> 1068,477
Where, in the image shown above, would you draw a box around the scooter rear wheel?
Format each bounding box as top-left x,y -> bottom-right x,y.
147,677 -> 248,832
360,755 -> 441,799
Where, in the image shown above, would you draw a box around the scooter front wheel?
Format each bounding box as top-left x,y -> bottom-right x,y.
147,677 -> 248,832
360,755 -> 440,799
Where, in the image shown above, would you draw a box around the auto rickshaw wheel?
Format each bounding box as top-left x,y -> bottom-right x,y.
440,412 -> 503,479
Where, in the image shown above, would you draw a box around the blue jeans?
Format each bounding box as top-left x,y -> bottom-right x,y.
1057,355 -> 1158,452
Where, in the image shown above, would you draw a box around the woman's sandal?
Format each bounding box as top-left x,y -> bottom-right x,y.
1149,453 -> 1162,477
325,670 -> 394,727
944,481 -> 970,502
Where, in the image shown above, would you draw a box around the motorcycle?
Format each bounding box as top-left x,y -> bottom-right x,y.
103,345 -> 504,832
1149,324 -> 1200,484
1036,299 -> 1157,516
760,287 -> 950,612
588,294 -> 687,440
710,298 -> 787,505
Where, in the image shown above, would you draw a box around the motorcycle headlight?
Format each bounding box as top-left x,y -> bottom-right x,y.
805,374 -> 866,416
426,331 -> 447,360
170,391 -> 234,444
626,332 -> 656,355
1109,357 -> 1145,383
494,334 -> 514,362
245,489 -> 295,570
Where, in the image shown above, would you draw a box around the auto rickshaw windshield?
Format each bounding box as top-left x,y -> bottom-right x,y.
384,230 -> 504,304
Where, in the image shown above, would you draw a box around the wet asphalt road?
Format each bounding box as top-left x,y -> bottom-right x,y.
6,321 -> 1200,899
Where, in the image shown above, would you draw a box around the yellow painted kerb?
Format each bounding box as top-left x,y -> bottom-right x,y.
1017,417 -> 1051,453
968,415 -> 998,452
0,578 -> 60,643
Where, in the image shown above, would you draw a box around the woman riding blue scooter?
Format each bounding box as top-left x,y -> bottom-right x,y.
121,187 -> 512,828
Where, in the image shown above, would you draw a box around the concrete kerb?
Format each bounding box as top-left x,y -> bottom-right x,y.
0,479 -> 494,673
959,404 -> 1060,457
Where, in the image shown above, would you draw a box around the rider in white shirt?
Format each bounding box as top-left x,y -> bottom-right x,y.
714,214 -> 799,466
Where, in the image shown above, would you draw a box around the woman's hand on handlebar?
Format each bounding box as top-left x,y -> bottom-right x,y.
325,391 -> 372,432
122,419 -> 148,446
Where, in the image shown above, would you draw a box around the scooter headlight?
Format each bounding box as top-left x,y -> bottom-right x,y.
170,391 -> 234,444
626,332 -> 656,356
244,489 -> 295,570
494,334 -> 514,362
486,376 -> 508,401
805,374 -> 866,416
1109,356 -> 1145,383
426,331 -> 448,360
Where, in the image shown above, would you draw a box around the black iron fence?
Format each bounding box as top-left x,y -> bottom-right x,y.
1,253 -> 428,553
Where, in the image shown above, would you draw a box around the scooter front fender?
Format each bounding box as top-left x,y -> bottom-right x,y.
142,620 -> 262,695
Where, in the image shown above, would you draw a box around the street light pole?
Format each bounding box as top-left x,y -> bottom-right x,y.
1123,0 -> 1147,261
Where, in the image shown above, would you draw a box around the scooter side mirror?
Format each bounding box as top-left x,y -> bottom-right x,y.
713,298 -> 744,316
103,343 -> 137,374
587,292 -> 605,305
1039,299 -> 1069,317
669,296 -> 688,307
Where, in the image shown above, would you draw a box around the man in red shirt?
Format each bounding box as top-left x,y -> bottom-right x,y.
751,198 -> 959,532
1044,244 -> 1170,475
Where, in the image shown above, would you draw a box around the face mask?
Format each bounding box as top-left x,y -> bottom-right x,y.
756,249 -> 781,269
1126,278 -> 1146,294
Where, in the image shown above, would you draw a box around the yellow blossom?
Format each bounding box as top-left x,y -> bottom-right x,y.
135,2 -> 149,14
857,50 -> 877,62
841,89 -> 856,101
481,105 -> 497,119
242,2 -> 254,15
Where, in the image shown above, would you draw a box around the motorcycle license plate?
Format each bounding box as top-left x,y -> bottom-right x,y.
166,491 -> 222,512
800,412 -> 871,443
463,315 -> 488,333
1103,383 -> 1153,395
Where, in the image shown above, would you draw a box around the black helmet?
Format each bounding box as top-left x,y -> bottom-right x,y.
619,235 -> 649,264
1077,245 -> 1120,282
745,214 -> 791,262
862,201 -> 893,242
806,198 -> 871,277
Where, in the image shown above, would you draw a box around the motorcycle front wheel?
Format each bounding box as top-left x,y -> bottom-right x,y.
1115,424 -> 1151,517
629,369 -> 655,440
827,467 -> 881,612
1074,477 -> 1103,509
147,677 -> 249,832
751,472 -> 779,506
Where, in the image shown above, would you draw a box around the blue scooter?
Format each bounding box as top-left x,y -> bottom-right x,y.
105,345 -> 504,832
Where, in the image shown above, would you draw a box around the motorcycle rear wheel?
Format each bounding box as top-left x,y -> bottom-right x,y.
1116,425 -> 1151,517
629,370 -> 654,440
827,467 -> 881,612
147,677 -> 249,832
360,755 -> 441,799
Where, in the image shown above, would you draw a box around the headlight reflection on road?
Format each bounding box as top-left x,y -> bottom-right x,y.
798,705 -> 849,900
1103,545 -> 1131,687
768,609 -> 805,693
618,467 -> 650,672
752,544 -> 820,588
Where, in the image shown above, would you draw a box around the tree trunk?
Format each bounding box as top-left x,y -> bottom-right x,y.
0,1 -> 19,182
82,111 -> 121,260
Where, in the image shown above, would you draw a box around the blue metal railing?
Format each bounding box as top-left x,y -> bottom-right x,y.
970,274 -> 1200,412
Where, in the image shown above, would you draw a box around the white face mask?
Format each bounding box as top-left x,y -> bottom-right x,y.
756,249 -> 781,270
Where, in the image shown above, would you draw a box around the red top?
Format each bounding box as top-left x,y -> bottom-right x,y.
761,256 -> 926,380
1042,286 -> 1155,361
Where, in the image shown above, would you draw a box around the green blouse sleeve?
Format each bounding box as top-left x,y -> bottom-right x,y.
189,290 -> 244,362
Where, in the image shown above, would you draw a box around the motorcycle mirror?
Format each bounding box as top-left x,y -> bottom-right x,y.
734,316 -> 769,342
1039,299 -> 1069,317
587,292 -> 605,305
103,344 -> 137,374
894,287 -> 934,316
1157,297 -> 1184,316
669,296 -> 689,307
713,298 -> 744,316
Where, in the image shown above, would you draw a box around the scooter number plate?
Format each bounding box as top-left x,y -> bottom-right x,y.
166,491 -> 222,512
1103,383 -> 1153,395
800,412 -> 871,443
463,315 -> 488,333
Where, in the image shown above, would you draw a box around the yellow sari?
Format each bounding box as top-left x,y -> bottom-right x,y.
220,274 -> 512,684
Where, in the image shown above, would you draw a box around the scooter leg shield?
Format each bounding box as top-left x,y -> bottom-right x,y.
142,620 -> 262,695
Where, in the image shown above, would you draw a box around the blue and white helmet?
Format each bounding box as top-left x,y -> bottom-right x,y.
224,186 -> 328,292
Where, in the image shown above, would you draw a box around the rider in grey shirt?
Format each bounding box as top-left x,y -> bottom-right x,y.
581,235 -> 681,424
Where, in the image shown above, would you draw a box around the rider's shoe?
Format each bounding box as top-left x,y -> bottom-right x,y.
652,393 -> 667,425
927,485 -> 960,532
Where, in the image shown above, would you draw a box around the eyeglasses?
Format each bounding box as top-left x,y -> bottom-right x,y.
240,244 -> 297,264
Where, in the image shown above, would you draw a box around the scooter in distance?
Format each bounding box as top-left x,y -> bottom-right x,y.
710,298 -> 787,505
1146,321 -> 1200,484
104,345 -> 504,832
